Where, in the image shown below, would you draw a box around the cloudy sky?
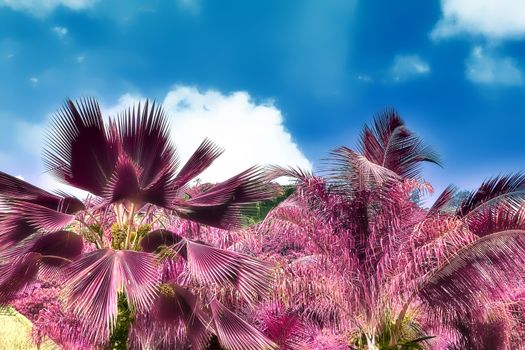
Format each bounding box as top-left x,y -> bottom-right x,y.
1,0 -> 525,200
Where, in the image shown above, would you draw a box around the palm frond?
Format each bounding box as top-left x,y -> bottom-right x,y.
0,171 -> 83,211
0,216 -> 37,248
116,250 -> 160,311
0,231 -> 84,300
358,109 -> 441,178
457,173 -> 525,219
427,185 -> 458,217
151,283 -> 211,349
43,98 -> 119,196
114,100 -> 178,192
265,165 -> 313,183
210,299 -> 278,350
185,167 -> 273,205
173,138 -> 224,189
0,254 -> 40,302
63,249 -> 159,342
174,167 -> 275,229
0,172 -> 84,233
418,229 -> 525,321
30,231 -> 84,280
139,229 -> 184,254
254,301 -> 307,350
467,203 -> 525,237
326,146 -> 400,192
30,230 -> 84,264
185,240 -> 272,302
104,155 -> 142,204
9,200 -> 78,232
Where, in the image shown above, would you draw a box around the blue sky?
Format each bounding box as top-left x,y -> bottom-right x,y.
1,0 -> 525,200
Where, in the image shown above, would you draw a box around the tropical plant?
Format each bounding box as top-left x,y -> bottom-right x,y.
0,98 -> 279,349
251,110 -> 525,349
11,282 -> 90,349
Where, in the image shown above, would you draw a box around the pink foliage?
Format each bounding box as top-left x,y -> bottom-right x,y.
12,283 -> 93,349
5,104 -> 525,350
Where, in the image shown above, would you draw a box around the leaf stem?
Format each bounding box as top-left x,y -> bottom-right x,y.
40,255 -> 73,263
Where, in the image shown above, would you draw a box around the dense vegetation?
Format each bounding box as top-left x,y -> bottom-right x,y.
1,99 -> 525,349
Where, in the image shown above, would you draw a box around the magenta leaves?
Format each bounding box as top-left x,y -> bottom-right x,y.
0,231 -> 83,302
172,138 -> 224,189
0,216 -> 37,248
41,98 -> 276,230
358,109 -> 440,179
418,230 -> 525,320
0,96 -> 285,349
106,101 -> 178,209
185,239 -> 273,302
253,301 -> 307,350
326,146 -> 399,193
0,172 -> 84,237
44,98 -> 120,196
63,249 -> 159,342
174,166 -> 276,229
457,173 -> 525,218
139,229 -> 185,254
114,100 -> 177,190
252,109 -> 525,348
151,283 -> 210,349
210,299 -> 278,350
140,229 -> 272,302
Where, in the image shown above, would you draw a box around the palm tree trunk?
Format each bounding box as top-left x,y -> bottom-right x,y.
107,293 -> 133,350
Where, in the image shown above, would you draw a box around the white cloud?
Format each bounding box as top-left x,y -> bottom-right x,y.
52,26 -> 68,38
12,86 -> 311,194
29,77 -> 39,85
15,175 -> 24,180
102,93 -> 142,118
0,0 -> 97,17
465,46 -> 523,86
102,88 -> 312,183
161,87 -> 312,183
432,0 -> 525,40
76,55 -> 85,63
390,54 -> 430,81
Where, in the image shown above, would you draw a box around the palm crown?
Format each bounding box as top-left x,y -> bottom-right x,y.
257,110 -> 525,349
0,98 -> 278,349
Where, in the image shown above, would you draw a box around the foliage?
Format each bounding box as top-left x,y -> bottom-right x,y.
0,306 -> 58,350
244,109 -> 525,349
4,104 -> 525,350
0,98 -> 278,349
243,185 -> 295,225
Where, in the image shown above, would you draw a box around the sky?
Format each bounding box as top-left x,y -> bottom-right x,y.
1,0 -> 525,201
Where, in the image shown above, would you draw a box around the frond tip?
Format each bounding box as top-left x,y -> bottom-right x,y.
43,98 -> 119,196
358,109 -> 441,178
418,229 -> 525,319
326,146 -> 400,192
457,173 -> 525,218
211,299 -> 278,350
173,167 -> 276,229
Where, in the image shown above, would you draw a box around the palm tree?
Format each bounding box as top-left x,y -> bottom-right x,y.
257,109 -> 525,349
0,98 -> 278,349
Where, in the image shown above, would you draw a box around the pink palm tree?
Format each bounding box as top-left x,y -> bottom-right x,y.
0,98 -> 278,349
256,110 -> 525,349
